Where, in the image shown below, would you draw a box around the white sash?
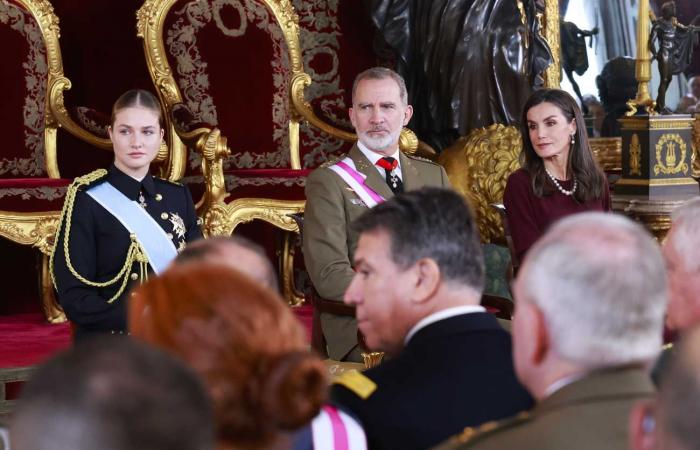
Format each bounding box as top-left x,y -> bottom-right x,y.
328,157 -> 385,208
86,182 -> 178,275
311,406 -> 367,450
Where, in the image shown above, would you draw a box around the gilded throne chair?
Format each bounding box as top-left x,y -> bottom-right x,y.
0,0 -> 74,323
0,0 -> 179,323
136,0 -> 405,305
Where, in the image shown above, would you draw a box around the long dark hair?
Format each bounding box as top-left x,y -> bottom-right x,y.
519,88 -> 606,203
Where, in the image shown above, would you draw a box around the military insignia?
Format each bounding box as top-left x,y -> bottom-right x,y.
169,213 -> 186,240
178,240 -> 186,251
138,191 -> 147,208
333,370 -> 377,399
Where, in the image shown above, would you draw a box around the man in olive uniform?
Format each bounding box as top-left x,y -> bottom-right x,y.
52,165 -> 202,341
303,67 -> 450,361
434,213 -> 666,450
629,326 -> 700,450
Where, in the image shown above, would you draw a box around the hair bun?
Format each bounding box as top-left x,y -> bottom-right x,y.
260,351 -> 329,430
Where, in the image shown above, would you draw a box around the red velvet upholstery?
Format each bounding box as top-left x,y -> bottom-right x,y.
51,0 -> 153,178
301,1 -> 378,142
161,1 -> 380,202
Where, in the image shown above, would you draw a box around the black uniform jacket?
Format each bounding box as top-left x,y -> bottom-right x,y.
52,165 -> 202,340
331,312 -> 534,450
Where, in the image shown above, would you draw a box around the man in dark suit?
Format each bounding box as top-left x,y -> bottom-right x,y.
435,213 -> 666,450
330,188 -> 533,450
304,67 -> 450,361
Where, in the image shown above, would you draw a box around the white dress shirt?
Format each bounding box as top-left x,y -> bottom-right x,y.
357,141 -> 403,180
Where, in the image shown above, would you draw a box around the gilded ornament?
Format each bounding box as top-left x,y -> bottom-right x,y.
589,137 -> 622,172
439,124 -> 521,244
542,0 -> 561,88
629,133 -> 642,176
654,133 -> 688,176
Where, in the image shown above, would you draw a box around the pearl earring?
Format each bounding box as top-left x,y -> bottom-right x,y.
570,134 -> 575,145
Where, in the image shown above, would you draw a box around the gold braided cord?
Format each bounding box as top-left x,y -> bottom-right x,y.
49,169 -> 148,304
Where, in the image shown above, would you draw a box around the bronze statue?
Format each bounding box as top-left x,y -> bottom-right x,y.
650,1 -> 700,113
560,20 -> 598,114
369,0 -> 552,151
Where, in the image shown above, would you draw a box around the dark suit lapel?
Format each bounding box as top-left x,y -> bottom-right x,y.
349,145 -> 395,200
399,152 -> 427,191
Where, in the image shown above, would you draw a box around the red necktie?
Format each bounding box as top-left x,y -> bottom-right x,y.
376,157 -> 403,194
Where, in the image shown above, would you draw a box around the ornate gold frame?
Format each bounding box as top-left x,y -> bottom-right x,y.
137,0 -> 314,304
0,0 -> 80,322
205,198 -> 306,305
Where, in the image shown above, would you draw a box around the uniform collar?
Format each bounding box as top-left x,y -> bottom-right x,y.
536,366 -> 654,415
108,164 -> 156,200
404,305 -> 487,345
356,141 -> 402,177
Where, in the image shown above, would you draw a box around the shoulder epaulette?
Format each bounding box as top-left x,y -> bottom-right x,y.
435,411 -> 531,449
154,177 -> 183,187
319,154 -> 345,169
333,370 -> 377,400
404,152 -> 440,165
73,169 -> 108,190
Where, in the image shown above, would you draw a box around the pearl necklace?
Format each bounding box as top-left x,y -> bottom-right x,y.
545,168 -> 577,196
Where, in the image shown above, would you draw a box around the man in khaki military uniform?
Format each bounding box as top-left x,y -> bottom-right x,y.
651,197 -> 700,384
629,326 -> 700,450
303,67 -> 450,361
434,213 -> 667,450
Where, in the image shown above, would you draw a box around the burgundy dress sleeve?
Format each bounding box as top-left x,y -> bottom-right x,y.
503,169 -> 540,266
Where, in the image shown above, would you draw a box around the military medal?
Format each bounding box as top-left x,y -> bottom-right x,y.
388,171 -> 400,189
169,212 -> 186,240
138,191 -> 147,208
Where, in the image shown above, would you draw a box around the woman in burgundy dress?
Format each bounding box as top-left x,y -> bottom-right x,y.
504,89 -> 610,266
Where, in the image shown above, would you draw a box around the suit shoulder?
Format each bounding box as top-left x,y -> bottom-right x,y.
434,411 -> 531,450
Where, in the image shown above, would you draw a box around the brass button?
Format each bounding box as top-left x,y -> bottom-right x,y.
130,272 -> 138,280
167,233 -> 173,239
155,194 -> 163,201
161,212 -> 168,220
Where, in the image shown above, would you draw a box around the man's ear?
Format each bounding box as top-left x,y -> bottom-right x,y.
403,104 -> 414,126
629,400 -> 657,450
532,305 -> 549,364
349,107 -> 357,129
410,258 -> 440,305
517,301 -> 548,366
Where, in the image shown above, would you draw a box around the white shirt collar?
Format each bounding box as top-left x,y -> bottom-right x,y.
404,305 -> 486,345
357,141 -> 402,179
543,372 -> 587,398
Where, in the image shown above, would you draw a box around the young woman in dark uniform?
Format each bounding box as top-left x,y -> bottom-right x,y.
51,89 -> 202,340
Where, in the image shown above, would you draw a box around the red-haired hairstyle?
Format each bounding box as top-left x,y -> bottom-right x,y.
129,264 -> 328,450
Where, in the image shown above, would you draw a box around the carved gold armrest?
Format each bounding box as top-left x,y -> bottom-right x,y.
204,198 -> 306,306
0,210 -> 61,255
0,210 -> 65,323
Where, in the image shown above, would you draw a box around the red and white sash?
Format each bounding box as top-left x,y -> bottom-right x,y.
329,157 -> 385,208
311,405 -> 367,450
